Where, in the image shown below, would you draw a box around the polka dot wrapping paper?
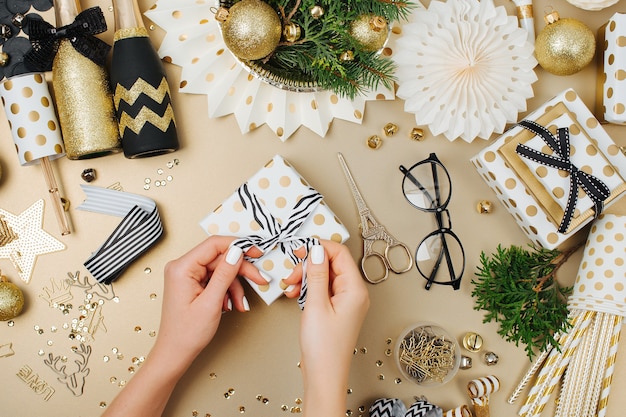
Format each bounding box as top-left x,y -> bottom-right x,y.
199,155 -> 350,305
597,12 -> 626,125
471,88 -> 626,249
0,72 -> 65,165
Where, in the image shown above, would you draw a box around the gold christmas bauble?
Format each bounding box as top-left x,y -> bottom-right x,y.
0,273 -> 25,321
222,0 -> 282,61
535,13 -> 595,76
349,14 -> 388,52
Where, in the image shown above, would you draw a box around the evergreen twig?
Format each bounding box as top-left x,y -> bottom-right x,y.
238,0 -> 415,99
471,244 -> 579,360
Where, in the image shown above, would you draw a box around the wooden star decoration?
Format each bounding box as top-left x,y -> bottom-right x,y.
0,199 -> 65,283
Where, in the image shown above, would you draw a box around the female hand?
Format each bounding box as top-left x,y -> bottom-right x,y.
283,240 -> 370,416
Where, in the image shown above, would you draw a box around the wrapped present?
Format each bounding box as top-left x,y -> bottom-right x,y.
596,12 -> 626,125
471,89 -> 626,249
199,155 -> 350,305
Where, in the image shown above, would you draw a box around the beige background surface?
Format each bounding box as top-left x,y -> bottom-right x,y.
1,0 -> 625,416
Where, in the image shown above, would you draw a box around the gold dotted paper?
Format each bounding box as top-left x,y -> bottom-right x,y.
199,155 -> 349,305
597,13 -> 626,125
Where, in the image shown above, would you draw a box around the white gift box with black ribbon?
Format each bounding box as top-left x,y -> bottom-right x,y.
199,155 -> 350,305
471,89 -> 626,249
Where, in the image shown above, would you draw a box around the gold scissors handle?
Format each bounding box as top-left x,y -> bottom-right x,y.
337,153 -> 414,284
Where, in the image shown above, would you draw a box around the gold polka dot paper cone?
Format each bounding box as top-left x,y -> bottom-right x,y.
569,214 -> 626,317
597,13 -> 626,124
0,73 -> 65,166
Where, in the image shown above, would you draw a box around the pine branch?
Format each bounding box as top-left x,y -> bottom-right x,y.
471,244 -> 575,360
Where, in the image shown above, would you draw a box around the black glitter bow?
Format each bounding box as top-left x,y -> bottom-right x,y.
516,119 -> 611,233
24,6 -> 110,72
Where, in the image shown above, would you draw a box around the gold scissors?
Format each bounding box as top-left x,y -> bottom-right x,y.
337,153 -> 413,284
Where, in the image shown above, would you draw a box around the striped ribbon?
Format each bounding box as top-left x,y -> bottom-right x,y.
78,185 -> 163,284
230,183 -> 322,309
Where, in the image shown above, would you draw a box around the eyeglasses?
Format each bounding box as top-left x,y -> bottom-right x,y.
399,153 -> 465,290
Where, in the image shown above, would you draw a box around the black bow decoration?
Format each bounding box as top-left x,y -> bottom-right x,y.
24,6 -> 110,72
516,119 -> 611,233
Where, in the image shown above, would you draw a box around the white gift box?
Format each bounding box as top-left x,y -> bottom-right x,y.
199,155 -> 350,304
597,12 -> 626,125
471,89 -> 626,249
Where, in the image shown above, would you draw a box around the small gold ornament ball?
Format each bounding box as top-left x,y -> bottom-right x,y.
349,14 -> 388,52
535,16 -> 595,76
0,273 -> 25,321
222,0 -> 282,61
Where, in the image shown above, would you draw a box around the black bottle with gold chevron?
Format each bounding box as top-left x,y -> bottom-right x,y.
110,0 -> 178,158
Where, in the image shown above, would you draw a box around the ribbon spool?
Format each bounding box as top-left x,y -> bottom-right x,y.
468,375 -> 500,417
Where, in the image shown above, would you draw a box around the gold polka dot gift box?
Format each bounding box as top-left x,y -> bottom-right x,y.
597,12 -> 626,125
471,88 -> 626,249
199,155 -> 349,305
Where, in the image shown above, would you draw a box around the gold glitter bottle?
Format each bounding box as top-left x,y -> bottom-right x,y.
110,0 -> 179,158
52,0 -> 121,159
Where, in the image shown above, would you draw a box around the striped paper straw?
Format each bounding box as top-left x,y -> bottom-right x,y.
597,315 -> 623,417
519,309 -> 594,417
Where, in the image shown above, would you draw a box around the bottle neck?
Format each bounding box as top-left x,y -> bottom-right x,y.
113,0 -> 144,30
54,0 -> 81,26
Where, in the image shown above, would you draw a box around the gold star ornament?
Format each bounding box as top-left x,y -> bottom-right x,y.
0,200 -> 65,283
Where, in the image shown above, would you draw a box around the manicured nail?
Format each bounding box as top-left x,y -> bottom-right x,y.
284,284 -> 296,293
242,296 -> 250,312
310,244 -> 324,265
226,298 -> 233,311
259,270 -> 272,283
225,245 -> 243,265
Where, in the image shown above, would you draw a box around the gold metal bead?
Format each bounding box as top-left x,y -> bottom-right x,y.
367,135 -> 383,149
409,127 -> 424,141
459,355 -> 473,369
282,22 -> 301,42
309,5 -> 324,19
476,200 -> 493,214
0,52 -> 9,67
462,332 -> 483,352
383,122 -> 398,137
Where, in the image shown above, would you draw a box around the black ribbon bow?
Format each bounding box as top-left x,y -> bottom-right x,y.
516,119 -> 611,233
24,6 -> 110,72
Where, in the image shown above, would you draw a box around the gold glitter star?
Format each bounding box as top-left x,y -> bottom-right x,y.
0,200 -> 65,283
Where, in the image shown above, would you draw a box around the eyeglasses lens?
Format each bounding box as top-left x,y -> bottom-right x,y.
402,162 -> 450,210
416,231 -> 464,283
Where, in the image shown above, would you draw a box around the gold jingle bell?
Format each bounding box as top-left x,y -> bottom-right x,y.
409,127 -> 425,141
462,332 -> 484,352
367,135 -> 383,149
383,122 -> 398,137
340,50 -> 355,62
476,200 -> 493,214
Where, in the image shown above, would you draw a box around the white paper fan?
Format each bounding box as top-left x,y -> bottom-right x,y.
393,0 -> 537,142
145,0 -> 401,141
565,0 -> 619,10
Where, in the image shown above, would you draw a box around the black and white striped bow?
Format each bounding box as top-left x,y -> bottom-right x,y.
230,183 -> 322,309
78,185 -> 163,285
516,119 -> 610,233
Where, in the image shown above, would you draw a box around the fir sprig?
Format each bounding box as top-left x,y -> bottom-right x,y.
471,244 -> 580,360
250,0 -> 414,98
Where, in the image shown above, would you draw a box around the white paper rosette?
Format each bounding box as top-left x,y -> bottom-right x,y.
145,0 -> 406,141
393,0 -> 537,142
565,0 -> 619,11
